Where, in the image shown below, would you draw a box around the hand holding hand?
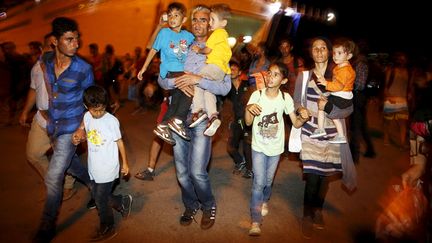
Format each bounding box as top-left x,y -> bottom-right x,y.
297,106 -> 310,121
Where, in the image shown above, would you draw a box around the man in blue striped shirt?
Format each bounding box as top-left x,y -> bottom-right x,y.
34,17 -> 94,243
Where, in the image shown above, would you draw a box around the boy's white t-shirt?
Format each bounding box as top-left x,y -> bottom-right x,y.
247,89 -> 294,156
84,111 -> 121,183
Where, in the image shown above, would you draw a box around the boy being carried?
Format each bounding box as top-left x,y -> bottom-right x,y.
190,3 -> 232,136
137,2 -> 194,144
310,38 -> 356,144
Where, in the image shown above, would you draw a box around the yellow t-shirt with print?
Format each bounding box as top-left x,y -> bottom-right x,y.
206,28 -> 231,74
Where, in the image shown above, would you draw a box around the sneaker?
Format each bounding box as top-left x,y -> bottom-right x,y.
89,225 -> 117,242
120,195 -> 133,219
242,169 -> 253,179
261,203 -> 269,217
203,117 -> 221,137
135,169 -> 155,181
313,210 -> 325,230
200,206 -> 216,230
33,224 -> 55,243
153,124 -> 176,145
329,135 -> 347,144
179,207 -> 199,226
363,150 -> 376,158
302,216 -> 313,239
87,198 -> 96,210
233,161 -> 246,175
249,222 -> 261,236
167,118 -> 191,140
189,110 -> 208,128
62,188 -> 77,201
310,128 -> 326,138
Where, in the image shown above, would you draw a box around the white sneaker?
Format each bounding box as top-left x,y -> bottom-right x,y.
310,128 -> 326,138
329,135 -> 347,144
249,222 -> 261,236
261,203 -> 269,216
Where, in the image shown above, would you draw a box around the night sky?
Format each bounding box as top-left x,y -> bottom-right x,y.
301,0 -> 430,55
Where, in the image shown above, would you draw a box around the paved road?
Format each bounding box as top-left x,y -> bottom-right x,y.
0,100 -> 409,243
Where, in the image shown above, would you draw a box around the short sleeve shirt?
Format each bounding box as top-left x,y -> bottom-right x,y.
152,28 -> 195,78
84,112 -> 121,183
247,89 -> 294,156
206,29 -> 231,74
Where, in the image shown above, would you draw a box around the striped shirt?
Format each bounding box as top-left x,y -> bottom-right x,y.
44,53 -> 94,137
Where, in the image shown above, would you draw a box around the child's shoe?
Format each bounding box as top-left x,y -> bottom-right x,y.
189,110 -> 207,128
89,225 -> 117,242
310,128 -> 326,138
329,135 -> 347,144
249,222 -> 261,236
203,116 -> 221,137
153,124 -> 176,145
168,118 -> 191,140
120,194 -> 133,219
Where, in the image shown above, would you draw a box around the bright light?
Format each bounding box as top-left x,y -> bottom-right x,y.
243,36 -> 252,43
228,37 -> 237,48
327,12 -> 335,22
35,0 -> 41,3
268,2 -> 281,15
284,7 -> 295,16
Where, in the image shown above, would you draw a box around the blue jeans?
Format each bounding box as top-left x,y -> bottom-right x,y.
172,119 -> 215,211
91,180 -> 122,228
40,134 -> 90,229
250,149 -> 280,223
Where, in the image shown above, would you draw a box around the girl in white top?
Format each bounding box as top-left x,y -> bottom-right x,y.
245,62 -> 310,236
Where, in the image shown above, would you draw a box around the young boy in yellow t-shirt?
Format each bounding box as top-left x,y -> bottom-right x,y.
190,4 -> 232,136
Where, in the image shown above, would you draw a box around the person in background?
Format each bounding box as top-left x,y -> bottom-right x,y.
349,40 -> 376,163
278,38 -> 305,96
226,60 -> 253,178
383,51 -> 411,149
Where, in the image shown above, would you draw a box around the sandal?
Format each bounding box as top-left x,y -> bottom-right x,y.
134,170 -> 155,181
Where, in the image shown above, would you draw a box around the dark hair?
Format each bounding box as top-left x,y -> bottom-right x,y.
168,2 -> 187,16
89,43 -> 98,50
105,44 -> 114,55
28,41 -> 42,50
278,37 -> 294,47
229,60 -> 240,67
210,3 -> 231,20
51,17 -> 78,39
83,86 -> 109,108
270,61 -> 289,79
333,37 -> 356,55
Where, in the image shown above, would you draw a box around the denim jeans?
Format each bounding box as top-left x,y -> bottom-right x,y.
250,149 -> 280,223
26,119 -> 75,189
172,119 -> 216,211
91,180 -> 122,228
40,133 -> 90,229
